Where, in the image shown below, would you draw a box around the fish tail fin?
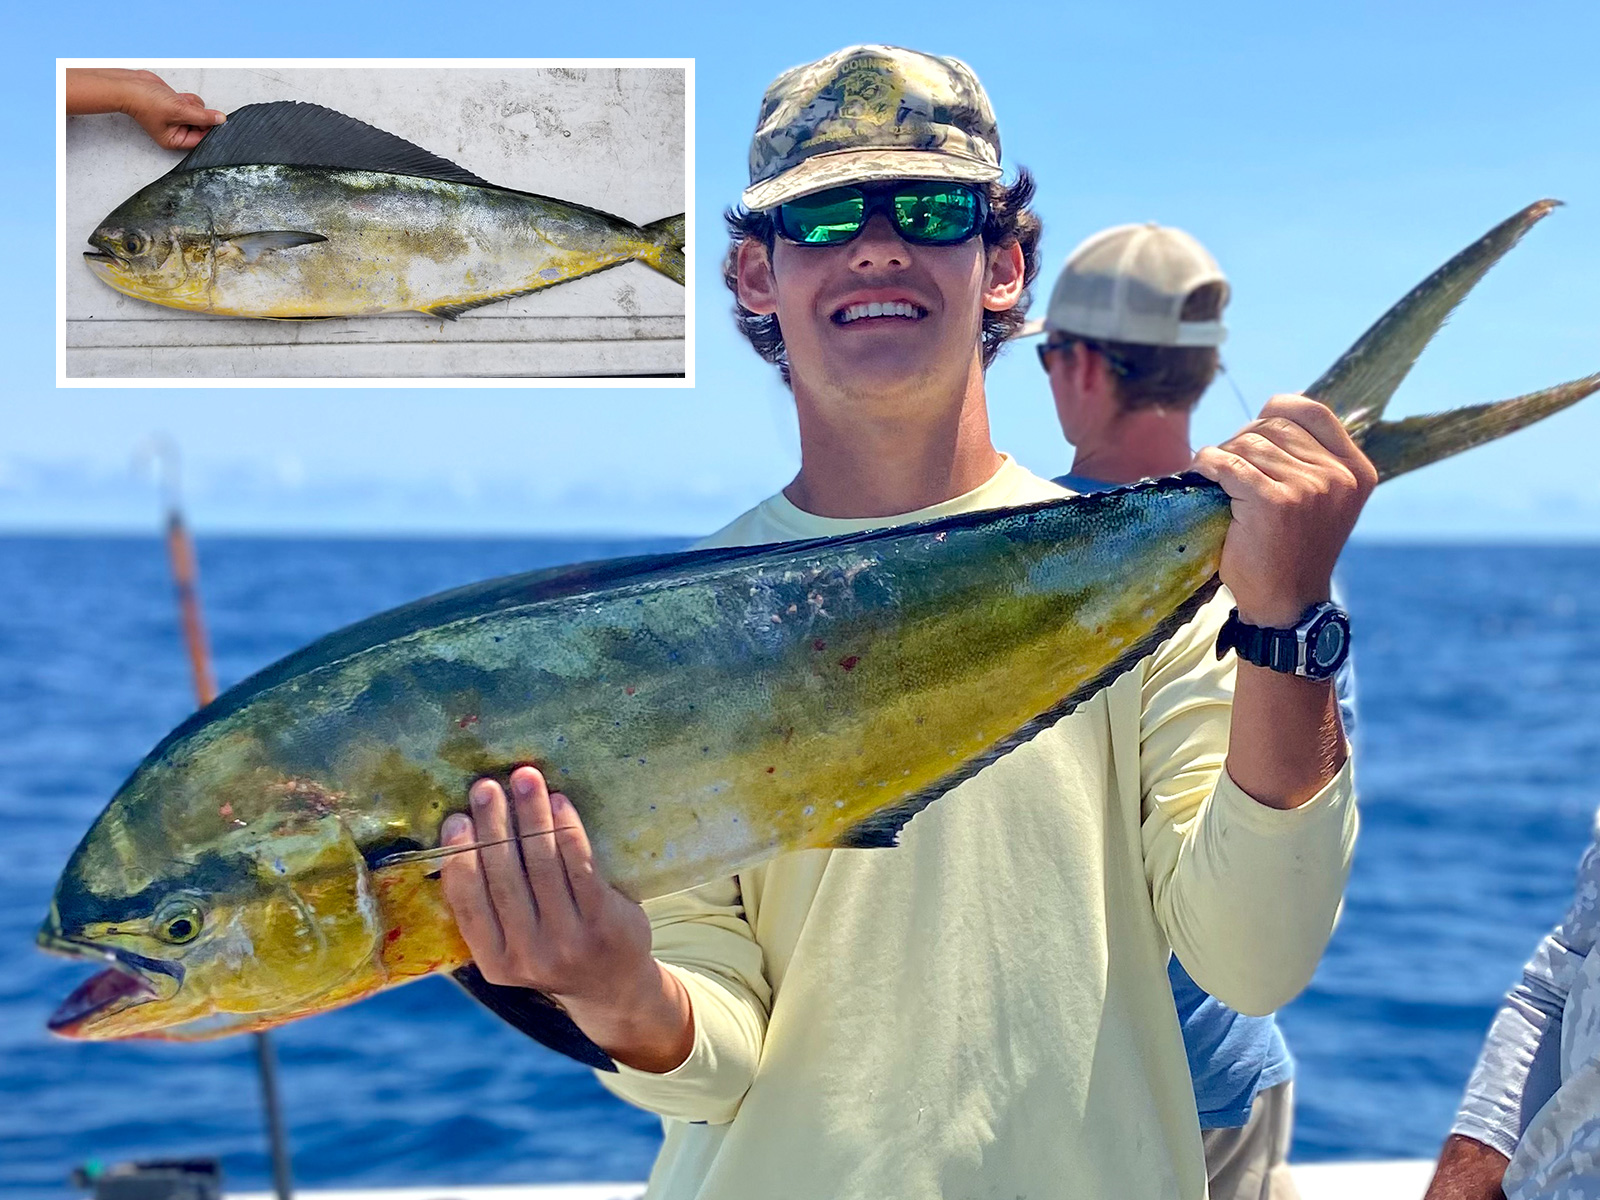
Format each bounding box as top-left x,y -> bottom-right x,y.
1356,374 -> 1600,483
1300,197 -> 1598,481
1311,200 -> 1563,437
637,213 -> 686,285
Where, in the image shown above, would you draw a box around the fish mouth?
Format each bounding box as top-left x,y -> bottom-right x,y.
37,931 -> 179,1036
84,233 -> 124,268
83,248 -> 125,282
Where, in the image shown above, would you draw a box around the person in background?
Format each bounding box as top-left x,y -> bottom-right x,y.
1424,807 -> 1600,1200
1029,223 -> 1359,1200
1029,223 -> 1227,492
65,68 -> 225,151
439,45 -> 1371,1199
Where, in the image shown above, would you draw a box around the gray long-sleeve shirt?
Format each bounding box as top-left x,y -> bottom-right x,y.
1452,807 -> 1600,1197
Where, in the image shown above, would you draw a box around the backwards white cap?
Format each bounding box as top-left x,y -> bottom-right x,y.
1020,222 -> 1229,347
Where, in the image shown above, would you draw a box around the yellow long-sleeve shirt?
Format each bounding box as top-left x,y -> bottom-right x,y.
599,456 -> 1357,1199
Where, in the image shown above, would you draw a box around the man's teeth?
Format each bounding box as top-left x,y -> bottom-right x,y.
837,301 -> 922,324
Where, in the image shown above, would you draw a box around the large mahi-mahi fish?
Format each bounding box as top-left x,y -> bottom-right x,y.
40,202 -> 1600,1067
82,101 -> 685,320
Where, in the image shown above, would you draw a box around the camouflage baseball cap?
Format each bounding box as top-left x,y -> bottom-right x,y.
743,45 -> 1003,211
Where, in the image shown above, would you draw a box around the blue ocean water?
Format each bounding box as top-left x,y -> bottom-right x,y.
3,536 -> 1598,1196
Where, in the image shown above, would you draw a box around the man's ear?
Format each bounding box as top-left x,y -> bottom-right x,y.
735,239 -> 780,315
981,238 -> 1026,313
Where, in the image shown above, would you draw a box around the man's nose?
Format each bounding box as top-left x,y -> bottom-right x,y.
849,213 -> 910,270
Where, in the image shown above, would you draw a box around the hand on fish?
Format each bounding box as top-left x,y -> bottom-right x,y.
65,68 -> 226,151
439,766 -> 695,1073
1193,395 -> 1379,628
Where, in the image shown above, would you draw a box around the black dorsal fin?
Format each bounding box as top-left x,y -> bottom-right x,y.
452,965 -> 617,1071
172,101 -> 497,188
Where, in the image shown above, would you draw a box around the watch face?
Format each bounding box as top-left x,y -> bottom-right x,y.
1311,618 -> 1348,670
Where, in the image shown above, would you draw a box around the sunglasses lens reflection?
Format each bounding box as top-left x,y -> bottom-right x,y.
778,190 -> 868,245
777,184 -> 984,246
894,186 -> 981,243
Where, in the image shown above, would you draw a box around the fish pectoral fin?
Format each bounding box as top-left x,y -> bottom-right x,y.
227,231 -> 329,264
451,964 -> 616,1072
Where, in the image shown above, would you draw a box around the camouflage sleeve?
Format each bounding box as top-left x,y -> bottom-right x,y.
1503,1057 -> 1600,1200
1452,813 -> 1600,1167
595,876 -> 771,1124
1137,588 -> 1359,1016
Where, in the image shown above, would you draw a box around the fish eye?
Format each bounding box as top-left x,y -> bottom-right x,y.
124,233 -> 147,256
154,897 -> 203,944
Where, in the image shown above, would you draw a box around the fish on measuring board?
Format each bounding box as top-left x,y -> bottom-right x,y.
82,101 -> 685,320
39,201 -> 1600,1069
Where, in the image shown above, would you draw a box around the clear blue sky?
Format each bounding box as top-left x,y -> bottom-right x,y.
7,1 -> 1598,538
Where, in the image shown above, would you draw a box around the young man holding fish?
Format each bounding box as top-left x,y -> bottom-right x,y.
440,44 -> 1372,1198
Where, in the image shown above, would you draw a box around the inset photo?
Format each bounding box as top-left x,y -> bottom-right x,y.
58,59 -> 691,384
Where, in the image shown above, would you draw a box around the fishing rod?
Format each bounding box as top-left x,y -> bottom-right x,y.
1217,359 -> 1259,422
142,438 -> 295,1200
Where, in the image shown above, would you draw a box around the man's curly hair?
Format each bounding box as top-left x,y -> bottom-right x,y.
721,171 -> 1043,384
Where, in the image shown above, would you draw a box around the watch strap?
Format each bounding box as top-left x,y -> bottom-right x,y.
1218,610 -> 1303,673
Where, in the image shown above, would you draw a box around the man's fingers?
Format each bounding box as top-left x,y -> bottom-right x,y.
172,102 -> 226,128
1257,395 -> 1378,488
1207,400 -> 1370,502
509,767 -> 581,927
470,778 -> 541,933
1191,444 -> 1280,500
149,93 -> 225,150
436,811 -> 506,961
549,791 -> 608,919
1257,394 -> 1351,452
1222,430 -> 1318,487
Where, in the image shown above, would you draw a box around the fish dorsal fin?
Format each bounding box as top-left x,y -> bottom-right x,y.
172,101 -> 497,188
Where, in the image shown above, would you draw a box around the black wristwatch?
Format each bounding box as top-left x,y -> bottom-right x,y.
1215,601 -> 1351,681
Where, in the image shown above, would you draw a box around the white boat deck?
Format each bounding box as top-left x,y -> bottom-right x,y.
230,1159 -> 1437,1200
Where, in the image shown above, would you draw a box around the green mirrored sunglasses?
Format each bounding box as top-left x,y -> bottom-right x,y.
773,182 -> 989,247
